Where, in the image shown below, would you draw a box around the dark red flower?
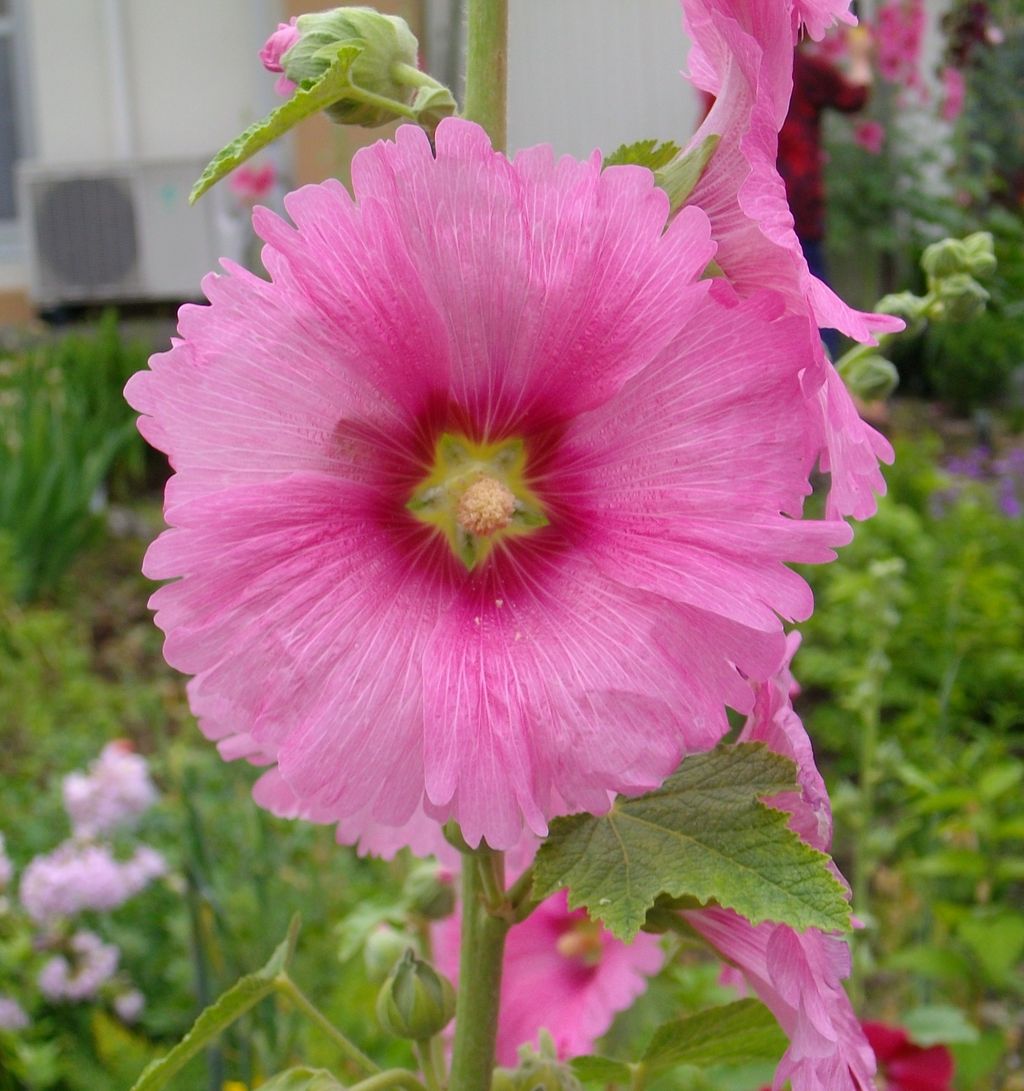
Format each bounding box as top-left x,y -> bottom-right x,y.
862,1021 -> 955,1091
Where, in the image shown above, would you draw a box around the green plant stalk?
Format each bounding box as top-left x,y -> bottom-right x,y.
462,0 -> 508,151
448,850 -> 512,1090
276,974 -> 379,1076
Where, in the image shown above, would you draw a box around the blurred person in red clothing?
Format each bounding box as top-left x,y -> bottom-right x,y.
779,27 -> 874,353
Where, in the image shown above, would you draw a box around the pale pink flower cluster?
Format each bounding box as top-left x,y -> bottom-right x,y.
62,741 -> 158,839
939,65 -> 967,123
853,119 -> 886,155
37,931 -> 119,1003
0,995 -> 29,1031
875,0 -> 926,90
20,842 -> 166,924
114,988 -> 146,1023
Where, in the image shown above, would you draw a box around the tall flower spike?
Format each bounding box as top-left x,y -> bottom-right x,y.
680,0 -> 901,519
128,119 -> 850,852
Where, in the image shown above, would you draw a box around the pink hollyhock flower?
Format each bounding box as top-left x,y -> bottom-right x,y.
874,0 -> 925,87
685,636 -> 877,1091
939,66 -> 966,123
792,0 -> 857,42
259,17 -> 300,96
853,120 -> 886,155
862,1022 -> 954,1090
436,887 -> 663,1063
62,742 -> 158,839
228,163 -> 278,204
127,118 -> 851,851
681,0 -> 901,520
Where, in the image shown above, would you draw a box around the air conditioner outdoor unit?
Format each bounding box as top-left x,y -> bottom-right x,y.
18,157 -> 239,307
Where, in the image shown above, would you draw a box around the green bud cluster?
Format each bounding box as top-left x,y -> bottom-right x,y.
376,949 -> 455,1041
491,1033 -> 584,1091
402,861 -> 456,921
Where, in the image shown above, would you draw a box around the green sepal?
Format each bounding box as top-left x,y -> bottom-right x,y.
190,44 -> 363,204
836,350 -> 900,401
654,134 -> 721,210
129,915 -> 301,1091
604,139 -> 682,171
258,1068 -> 346,1091
569,1055 -> 632,1085
533,744 -> 852,941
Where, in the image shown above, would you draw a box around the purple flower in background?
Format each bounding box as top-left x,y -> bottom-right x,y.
935,446 -> 1024,520
0,995 -> 29,1030
20,842 -> 166,924
38,931 -> 119,1002
114,988 -> 145,1023
62,741 -> 158,839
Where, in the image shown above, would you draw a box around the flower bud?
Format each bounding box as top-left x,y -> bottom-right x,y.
876,290 -> 926,323
934,273 -> 989,323
492,1035 -> 584,1091
403,862 -> 455,921
281,7 -> 419,127
376,949 -> 455,1041
921,237 -> 967,280
363,925 -> 410,985
961,231 -> 996,278
838,353 -> 900,402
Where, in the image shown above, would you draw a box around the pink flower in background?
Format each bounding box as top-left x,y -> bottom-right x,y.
114,989 -> 146,1023
228,163 -> 278,204
875,0 -> 925,86
685,634 -> 876,1090
436,888 -> 663,1063
680,0 -> 900,520
0,996 -> 29,1030
127,117 -> 850,852
38,931 -> 119,1003
853,120 -> 886,155
259,17 -> 299,96
862,1022 -> 954,1090
939,66 -> 966,123
62,741 -> 158,839
20,842 -> 165,923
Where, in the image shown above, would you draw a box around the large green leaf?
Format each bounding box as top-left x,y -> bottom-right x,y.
258,1068 -> 345,1091
190,45 -> 363,203
533,744 -> 851,940
641,999 -> 786,1071
129,916 -> 300,1091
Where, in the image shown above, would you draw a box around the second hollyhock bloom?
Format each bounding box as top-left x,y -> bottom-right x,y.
681,0 -> 901,520
862,1021 -> 954,1091
128,118 -> 850,851
436,887 -> 663,1064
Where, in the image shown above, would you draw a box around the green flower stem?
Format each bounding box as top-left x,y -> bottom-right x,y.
391,61 -> 447,91
414,1038 -> 446,1091
347,1070 -> 430,1091
448,849 -> 512,1090
463,0 -> 508,151
344,81 -> 420,120
275,975 -> 380,1076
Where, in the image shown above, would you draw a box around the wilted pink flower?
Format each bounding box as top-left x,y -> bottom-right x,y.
862,1021 -> 954,1090
62,742 -> 158,839
853,120 -> 886,155
0,996 -> 29,1030
38,931 -> 119,1003
228,163 -> 278,204
436,887 -> 663,1063
127,118 -> 852,851
114,988 -> 146,1023
681,0 -> 901,520
939,66 -> 966,123
684,639 -> 876,1091
20,842 -> 165,923
259,17 -> 300,96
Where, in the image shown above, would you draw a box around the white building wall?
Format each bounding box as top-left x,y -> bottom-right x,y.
507,0 -> 700,156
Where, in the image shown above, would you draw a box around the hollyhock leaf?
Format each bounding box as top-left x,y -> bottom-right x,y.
258,1070 -> 344,1091
570,1056 -> 633,1084
533,744 -> 851,941
654,134 -> 721,210
190,44 -> 363,204
129,916 -> 300,1091
604,138 -> 682,171
902,1005 -> 979,1046
642,999 -> 786,1072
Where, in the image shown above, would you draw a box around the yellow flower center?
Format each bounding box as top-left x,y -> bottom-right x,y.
407,433 -> 548,570
555,919 -> 604,966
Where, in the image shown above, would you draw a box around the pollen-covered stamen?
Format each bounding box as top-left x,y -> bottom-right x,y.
555,921 -> 604,967
457,476 -> 518,536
